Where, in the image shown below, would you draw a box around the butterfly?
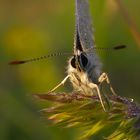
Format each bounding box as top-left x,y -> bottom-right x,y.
9,0 -> 126,111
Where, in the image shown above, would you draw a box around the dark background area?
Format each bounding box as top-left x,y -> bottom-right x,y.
0,0 -> 140,140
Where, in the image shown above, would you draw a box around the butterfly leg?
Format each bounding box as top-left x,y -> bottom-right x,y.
89,83 -> 106,112
98,72 -> 116,95
49,75 -> 70,92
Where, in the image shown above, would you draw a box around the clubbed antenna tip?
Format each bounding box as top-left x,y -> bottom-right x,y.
8,60 -> 26,65
114,45 -> 126,50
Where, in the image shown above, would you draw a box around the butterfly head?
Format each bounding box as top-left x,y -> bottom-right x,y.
70,49 -> 88,74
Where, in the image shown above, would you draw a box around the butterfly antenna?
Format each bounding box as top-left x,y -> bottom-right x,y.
9,52 -> 70,65
85,45 -> 126,52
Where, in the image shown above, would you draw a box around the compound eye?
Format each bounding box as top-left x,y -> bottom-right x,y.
80,53 -> 88,68
70,57 -> 76,68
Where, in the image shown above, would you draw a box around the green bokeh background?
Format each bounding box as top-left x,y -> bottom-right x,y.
0,0 -> 140,140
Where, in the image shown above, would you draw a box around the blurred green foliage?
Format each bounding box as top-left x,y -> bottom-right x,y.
0,0 -> 140,140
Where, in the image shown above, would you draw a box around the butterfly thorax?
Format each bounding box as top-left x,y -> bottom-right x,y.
67,50 -> 102,95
